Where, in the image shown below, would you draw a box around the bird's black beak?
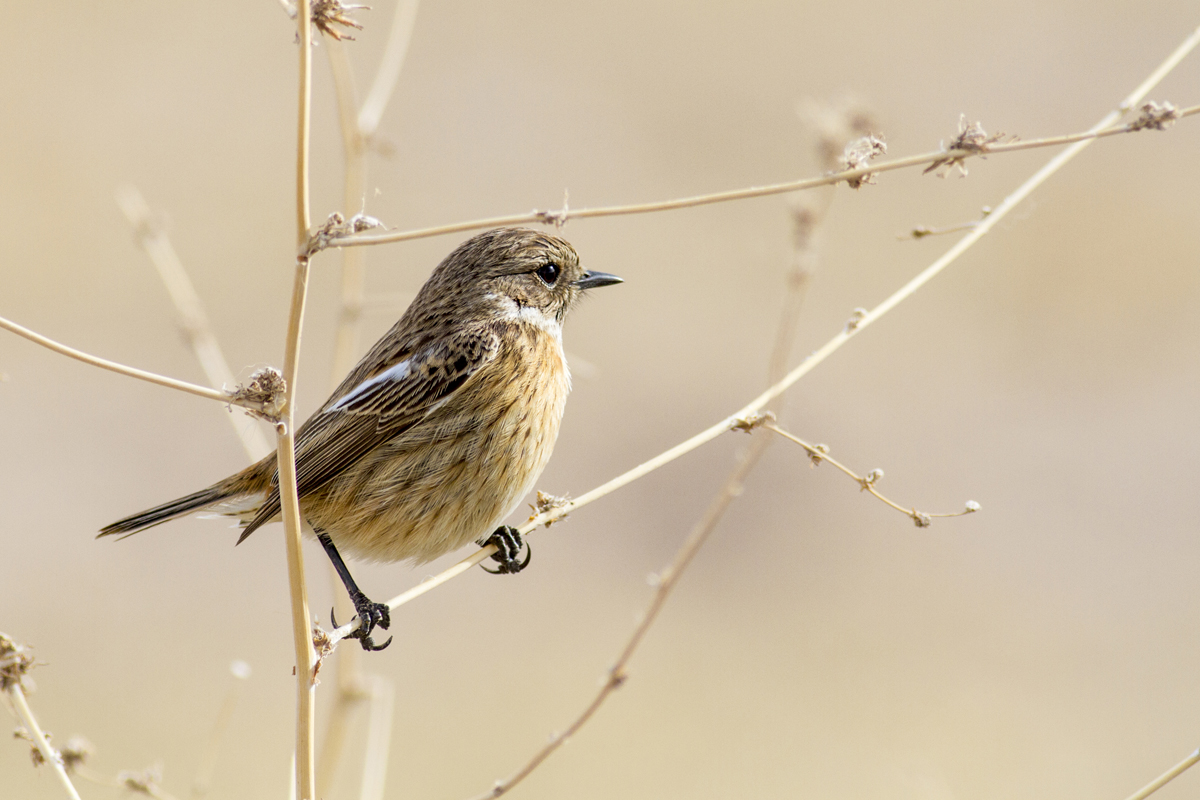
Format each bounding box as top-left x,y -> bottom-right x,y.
574,270 -> 623,291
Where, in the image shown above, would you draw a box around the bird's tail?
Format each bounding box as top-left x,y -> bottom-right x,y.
98,470 -> 263,539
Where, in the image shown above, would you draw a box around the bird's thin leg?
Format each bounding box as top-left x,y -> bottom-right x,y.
317,530 -> 392,651
480,525 -> 532,574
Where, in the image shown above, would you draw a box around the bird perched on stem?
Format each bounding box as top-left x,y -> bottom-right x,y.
100,227 -> 622,650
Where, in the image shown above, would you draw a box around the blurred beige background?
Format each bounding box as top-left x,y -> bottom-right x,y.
4,2 -> 1200,798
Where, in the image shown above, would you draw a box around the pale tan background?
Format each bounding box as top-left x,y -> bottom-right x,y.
4,2 -> 1200,798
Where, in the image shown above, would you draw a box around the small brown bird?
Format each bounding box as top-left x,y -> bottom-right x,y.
100,227 -> 622,650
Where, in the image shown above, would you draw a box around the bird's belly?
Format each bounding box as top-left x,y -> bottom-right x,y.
304,350 -> 569,564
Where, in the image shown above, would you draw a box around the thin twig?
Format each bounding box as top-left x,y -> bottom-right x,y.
1122,747 -> 1200,800
322,104 -> 1200,250
898,209 -> 990,240
764,422 -> 979,526
115,186 -> 273,462
324,22 -> 1200,643
6,692 -> 83,800
283,2 -> 318,798
0,313 -> 265,412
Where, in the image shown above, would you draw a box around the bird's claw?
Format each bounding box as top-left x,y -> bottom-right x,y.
330,592 -> 392,651
481,526 -> 532,574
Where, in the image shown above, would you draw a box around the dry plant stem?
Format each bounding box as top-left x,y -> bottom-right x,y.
279,271 -> 317,799
0,313 -> 258,410
330,106 -> 1199,249
1123,748 -> 1200,800
325,23 -> 1200,644
5,686 -> 84,800
765,423 -> 972,521
116,186 -> 273,462
283,3 -> 318,799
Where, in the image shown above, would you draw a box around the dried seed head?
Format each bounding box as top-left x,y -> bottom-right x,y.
311,0 -> 368,40
530,491 -> 572,526
925,115 -> 1011,177
799,97 -> 880,171
730,411 -> 776,433
230,367 -> 286,423
0,634 -> 36,692
841,135 -> 888,188
60,737 -> 95,772
1128,100 -> 1180,131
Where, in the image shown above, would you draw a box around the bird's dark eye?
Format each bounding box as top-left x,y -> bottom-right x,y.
535,262 -> 561,286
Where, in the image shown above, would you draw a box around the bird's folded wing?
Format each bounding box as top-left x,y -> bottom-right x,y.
238,327 -> 501,539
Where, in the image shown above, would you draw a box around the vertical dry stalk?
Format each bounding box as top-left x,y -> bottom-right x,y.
281,2 -> 318,798
0,313 -> 246,408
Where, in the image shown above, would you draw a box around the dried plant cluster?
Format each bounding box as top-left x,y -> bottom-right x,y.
3,5 -> 1200,800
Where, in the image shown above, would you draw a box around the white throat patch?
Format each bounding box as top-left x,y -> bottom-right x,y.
487,294 -> 563,339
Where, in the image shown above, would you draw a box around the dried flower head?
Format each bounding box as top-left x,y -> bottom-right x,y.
841,134 -> 888,188
60,737 -> 94,773
1128,100 -> 1180,131
807,442 -> 830,467
530,491 -> 572,526
925,115 -> 1011,177
311,0 -> 368,40
730,411 -> 776,433
13,728 -> 46,766
862,468 -> 884,487
230,367 -> 286,423
119,765 -> 165,796
0,634 -> 36,692
799,97 -> 880,171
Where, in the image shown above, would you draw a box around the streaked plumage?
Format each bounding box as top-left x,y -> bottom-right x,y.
100,227 -> 622,649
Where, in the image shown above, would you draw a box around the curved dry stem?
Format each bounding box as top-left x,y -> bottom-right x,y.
0,312 -> 266,411
283,3 -> 318,799
323,105 -> 1199,250
1123,747 -> 1200,800
765,423 -> 979,526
